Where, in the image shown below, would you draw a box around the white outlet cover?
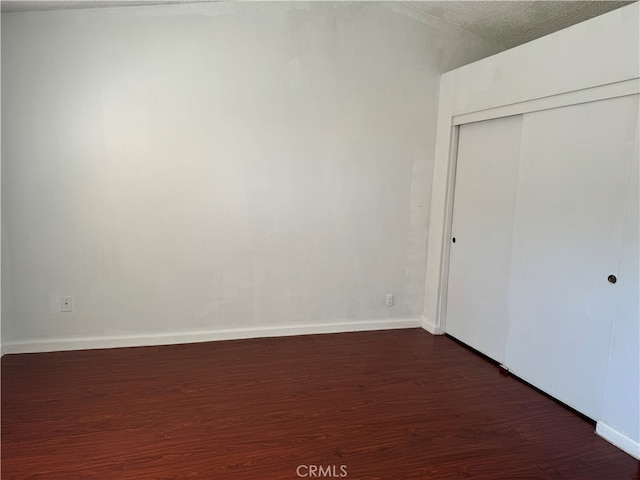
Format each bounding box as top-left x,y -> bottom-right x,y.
385,294 -> 394,306
61,296 -> 73,312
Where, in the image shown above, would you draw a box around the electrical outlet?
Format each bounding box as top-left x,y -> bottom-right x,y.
385,293 -> 394,307
61,296 -> 72,312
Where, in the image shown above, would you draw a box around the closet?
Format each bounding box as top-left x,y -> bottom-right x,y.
446,94 -> 639,420
426,4 -> 639,455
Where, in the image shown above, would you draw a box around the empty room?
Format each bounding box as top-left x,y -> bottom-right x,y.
1,0 -> 639,478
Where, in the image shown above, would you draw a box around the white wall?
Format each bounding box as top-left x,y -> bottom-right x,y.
428,3 -> 639,458
1,2 -> 498,351
448,9 -> 639,116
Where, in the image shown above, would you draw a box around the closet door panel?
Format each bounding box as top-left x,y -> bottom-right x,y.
505,95 -> 639,419
446,115 -> 523,363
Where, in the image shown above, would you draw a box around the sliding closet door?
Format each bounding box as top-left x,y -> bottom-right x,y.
505,95 -> 639,419
446,115 -> 523,364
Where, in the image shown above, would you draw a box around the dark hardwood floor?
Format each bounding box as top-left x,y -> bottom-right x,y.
2,328 -> 638,479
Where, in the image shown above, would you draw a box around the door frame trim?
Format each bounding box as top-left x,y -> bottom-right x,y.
453,79 -> 639,126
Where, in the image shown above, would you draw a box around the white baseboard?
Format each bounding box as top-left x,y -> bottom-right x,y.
1,318 -> 423,354
596,421 -> 640,459
422,316 -> 445,335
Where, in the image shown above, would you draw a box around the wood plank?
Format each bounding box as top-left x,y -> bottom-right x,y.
2,329 -> 638,479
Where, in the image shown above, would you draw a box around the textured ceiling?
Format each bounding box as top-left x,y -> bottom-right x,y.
1,0 -> 637,50
403,1 -> 636,49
